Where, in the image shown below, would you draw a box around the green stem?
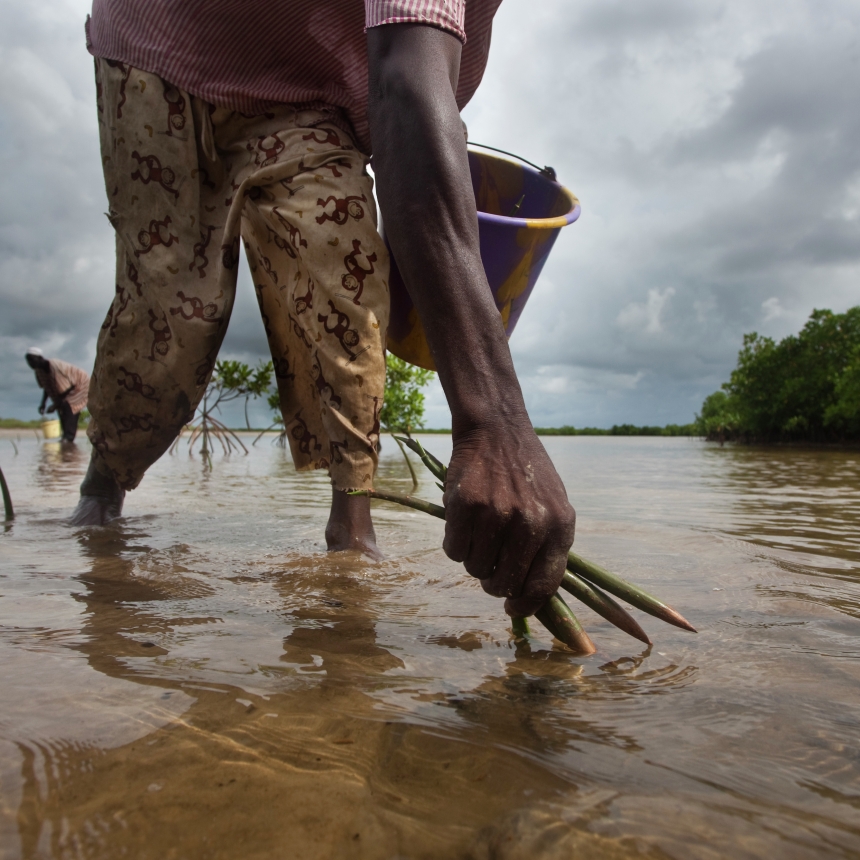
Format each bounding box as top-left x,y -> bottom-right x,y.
395,436 -> 447,483
0,465 -> 13,521
561,571 -> 651,645
511,616 -> 531,639
350,488 -> 445,520
535,593 -> 596,655
567,551 -> 696,633
389,429 -> 419,490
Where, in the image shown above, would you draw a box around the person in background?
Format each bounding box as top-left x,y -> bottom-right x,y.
72,0 -> 577,620
25,348 -> 90,443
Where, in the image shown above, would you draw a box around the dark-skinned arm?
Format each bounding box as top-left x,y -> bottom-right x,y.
38,390 -> 48,416
366,24 -> 576,616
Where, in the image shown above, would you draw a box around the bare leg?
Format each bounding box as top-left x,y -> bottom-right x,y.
325,489 -> 382,560
69,456 -> 126,526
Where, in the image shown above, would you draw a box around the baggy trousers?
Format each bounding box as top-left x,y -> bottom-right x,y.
88,58 -> 390,491
56,400 -> 79,443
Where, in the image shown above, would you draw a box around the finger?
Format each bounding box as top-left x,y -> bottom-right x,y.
442,490 -> 474,563
504,532 -> 572,617
480,516 -> 543,599
462,508 -> 507,580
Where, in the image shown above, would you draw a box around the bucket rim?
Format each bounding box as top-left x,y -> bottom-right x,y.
478,202 -> 581,230
469,147 -> 581,230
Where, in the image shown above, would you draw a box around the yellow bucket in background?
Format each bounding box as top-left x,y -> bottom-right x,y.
41,418 -> 61,440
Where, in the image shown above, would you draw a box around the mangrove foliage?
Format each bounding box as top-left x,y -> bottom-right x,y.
697,306 -> 860,443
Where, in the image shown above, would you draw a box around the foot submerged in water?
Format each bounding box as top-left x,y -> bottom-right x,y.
325,527 -> 384,561
325,488 -> 383,561
69,459 -> 126,526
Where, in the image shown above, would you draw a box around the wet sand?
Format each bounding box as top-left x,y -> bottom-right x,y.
1,434 -> 858,858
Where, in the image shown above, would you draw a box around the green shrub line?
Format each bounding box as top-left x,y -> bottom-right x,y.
187,425 -> 701,436
1,410 -> 90,430
0,419 -> 41,429
534,424 -> 697,436
695,306 -> 860,444
0,421 -> 696,437
355,425 -> 697,436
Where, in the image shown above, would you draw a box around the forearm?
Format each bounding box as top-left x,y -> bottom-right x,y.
367,25 -> 575,613
367,27 -> 530,437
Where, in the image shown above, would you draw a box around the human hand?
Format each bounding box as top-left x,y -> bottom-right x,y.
38,406 -> 45,416
442,421 -> 576,617
46,404 -> 56,414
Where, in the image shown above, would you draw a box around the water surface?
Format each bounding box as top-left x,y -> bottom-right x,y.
0,434 -> 858,859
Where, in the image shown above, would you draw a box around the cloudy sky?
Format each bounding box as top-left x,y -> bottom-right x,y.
1,0 -> 858,428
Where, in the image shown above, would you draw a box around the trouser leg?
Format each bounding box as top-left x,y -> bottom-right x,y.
57,401 -> 78,442
87,59 -> 241,489
219,112 -> 389,490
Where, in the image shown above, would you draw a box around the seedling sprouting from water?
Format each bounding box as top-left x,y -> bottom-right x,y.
0,464 -> 13,521
171,360 -> 273,467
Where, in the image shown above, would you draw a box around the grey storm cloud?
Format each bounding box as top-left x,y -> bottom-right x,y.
1,0 -> 858,429
453,0 -> 860,427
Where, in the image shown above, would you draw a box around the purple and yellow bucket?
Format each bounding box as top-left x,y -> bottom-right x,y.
386,148 -> 581,371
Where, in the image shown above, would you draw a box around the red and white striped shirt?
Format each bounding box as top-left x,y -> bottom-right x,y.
35,360 -> 90,415
86,0 -> 502,154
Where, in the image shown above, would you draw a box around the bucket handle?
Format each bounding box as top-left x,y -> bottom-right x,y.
466,141 -> 557,182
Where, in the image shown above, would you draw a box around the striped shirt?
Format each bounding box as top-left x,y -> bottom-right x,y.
86,0 -> 503,154
35,360 -> 90,415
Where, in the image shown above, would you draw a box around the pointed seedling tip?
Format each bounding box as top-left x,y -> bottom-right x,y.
560,571 -> 651,645
665,609 -> 697,633
567,551 -> 696,634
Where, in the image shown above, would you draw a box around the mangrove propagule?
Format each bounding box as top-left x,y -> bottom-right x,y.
360,439 -> 696,650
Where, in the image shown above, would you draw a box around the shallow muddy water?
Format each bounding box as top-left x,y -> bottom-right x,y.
0,433 -> 858,859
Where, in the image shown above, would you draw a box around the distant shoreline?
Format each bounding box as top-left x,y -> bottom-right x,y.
4,425 -> 856,449
416,424 -> 699,437
0,421 -> 698,437
0,419 -> 41,429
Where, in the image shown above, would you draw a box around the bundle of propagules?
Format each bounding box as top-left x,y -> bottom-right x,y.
352,438 -> 696,655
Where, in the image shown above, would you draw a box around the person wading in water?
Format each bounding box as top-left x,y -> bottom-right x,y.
25,348 -> 90,443
71,0 -> 577,620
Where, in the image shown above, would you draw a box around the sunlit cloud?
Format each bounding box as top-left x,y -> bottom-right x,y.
616,288 -> 676,335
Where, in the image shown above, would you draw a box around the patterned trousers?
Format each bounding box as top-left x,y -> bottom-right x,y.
88,59 -> 390,491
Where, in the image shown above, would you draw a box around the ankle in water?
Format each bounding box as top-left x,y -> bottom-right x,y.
71,458 -> 126,526
326,488 -> 382,560
80,457 -> 122,500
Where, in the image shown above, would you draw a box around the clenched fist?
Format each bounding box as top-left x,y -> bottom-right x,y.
443,421 -> 576,617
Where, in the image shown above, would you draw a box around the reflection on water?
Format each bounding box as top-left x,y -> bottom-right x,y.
703,446 -> 860,570
1,435 -> 859,858
31,443 -> 84,505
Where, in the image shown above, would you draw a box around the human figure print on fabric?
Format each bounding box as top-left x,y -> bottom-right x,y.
88,59 -> 389,492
